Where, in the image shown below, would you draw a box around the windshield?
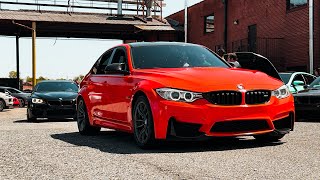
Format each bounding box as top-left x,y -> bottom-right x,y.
309,77 -> 320,89
279,73 -> 292,84
131,45 -> 229,69
36,82 -> 78,92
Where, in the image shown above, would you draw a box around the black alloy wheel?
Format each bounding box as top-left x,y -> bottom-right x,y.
133,96 -> 155,148
77,98 -> 101,135
27,108 -> 36,122
0,99 -> 5,112
18,98 -> 25,108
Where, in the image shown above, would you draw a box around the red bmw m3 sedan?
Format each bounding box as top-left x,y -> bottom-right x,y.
77,42 -> 295,148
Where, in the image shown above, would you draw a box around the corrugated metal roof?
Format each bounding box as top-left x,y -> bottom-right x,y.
0,10 -> 170,26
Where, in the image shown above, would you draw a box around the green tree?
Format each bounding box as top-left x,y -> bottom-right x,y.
73,75 -> 84,83
26,76 -> 32,82
8,71 -> 17,78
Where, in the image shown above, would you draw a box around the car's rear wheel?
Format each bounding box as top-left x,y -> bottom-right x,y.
133,96 -> 155,148
254,133 -> 285,142
77,98 -> 100,135
0,99 -> 5,112
27,108 -> 37,122
18,98 -> 25,108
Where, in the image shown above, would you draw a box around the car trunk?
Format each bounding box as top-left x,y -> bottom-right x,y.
235,52 -> 282,81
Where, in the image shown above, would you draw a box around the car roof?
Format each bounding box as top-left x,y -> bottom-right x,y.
128,42 -> 201,48
37,80 -> 75,83
279,72 -> 315,76
0,86 -> 15,89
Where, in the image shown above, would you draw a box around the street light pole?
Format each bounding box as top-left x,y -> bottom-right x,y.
309,0 -> 314,74
184,0 -> 188,43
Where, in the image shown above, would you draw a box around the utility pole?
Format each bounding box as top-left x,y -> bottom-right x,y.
184,0 -> 188,43
309,0 -> 314,74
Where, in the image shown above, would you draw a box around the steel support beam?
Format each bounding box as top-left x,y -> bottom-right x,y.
16,35 -> 20,89
32,22 -> 36,87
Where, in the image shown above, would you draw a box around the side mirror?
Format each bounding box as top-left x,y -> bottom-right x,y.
293,80 -> 304,86
104,63 -> 129,75
303,85 -> 309,89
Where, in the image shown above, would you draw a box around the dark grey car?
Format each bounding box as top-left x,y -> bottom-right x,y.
0,86 -> 31,107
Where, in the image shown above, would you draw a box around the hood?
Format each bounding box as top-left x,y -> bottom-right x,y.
235,52 -> 281,81
294,89 -> 320,97
32,91 -> 78,100
133,67 -> 283,92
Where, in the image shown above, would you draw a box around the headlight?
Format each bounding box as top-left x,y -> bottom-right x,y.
272,85 -> 290,99
156,88 -> 202,102
32,98 -> 44,104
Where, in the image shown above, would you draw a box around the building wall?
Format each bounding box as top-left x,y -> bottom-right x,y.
168,0 -> 320,72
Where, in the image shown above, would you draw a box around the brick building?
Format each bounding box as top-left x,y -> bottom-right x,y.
167,0 -> 320,72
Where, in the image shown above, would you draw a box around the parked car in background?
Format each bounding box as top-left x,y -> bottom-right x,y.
77,42 -> 295,148
27,80 -> 78,121
12,97 -> 20,107
294,77 -> 320,119
0,92 -> 13,111
0,86 -> 31,107
279,72 -> 316,93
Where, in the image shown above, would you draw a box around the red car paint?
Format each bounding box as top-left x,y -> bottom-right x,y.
78,42 -> 294,141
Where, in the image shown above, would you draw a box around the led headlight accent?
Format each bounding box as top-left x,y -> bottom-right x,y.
32,98 -> 44,104
156,88 -> 202,102
272,85 -> 290,99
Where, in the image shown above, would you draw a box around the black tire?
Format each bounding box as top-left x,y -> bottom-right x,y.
132,96 -> 155,148
0,99 -> 5,112
27,108 -> 37,122
77,98 -> 101,135
254,133 -> 285,142
18,98 -> 25,108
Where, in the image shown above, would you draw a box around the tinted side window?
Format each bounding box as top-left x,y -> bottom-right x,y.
96,49 -> 114,74
303,74 -> 316,84
109,48 -> 128,71
8,88 -> 20,93
292,74 -> 305,85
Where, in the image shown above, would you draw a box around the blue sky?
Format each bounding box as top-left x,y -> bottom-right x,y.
0,0 -> 202,79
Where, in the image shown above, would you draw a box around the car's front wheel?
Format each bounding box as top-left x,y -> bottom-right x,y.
18,98 -> 25,108
0,99 -> 5,112
132,96 -> 155,148
253,133 -> 285,142
27,108 -> 36,122
77,98 -> 101,135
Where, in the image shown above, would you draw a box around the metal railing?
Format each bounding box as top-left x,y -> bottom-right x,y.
0,0 -> 163,16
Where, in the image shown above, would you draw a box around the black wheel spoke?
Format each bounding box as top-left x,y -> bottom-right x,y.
136,122 -> 145,128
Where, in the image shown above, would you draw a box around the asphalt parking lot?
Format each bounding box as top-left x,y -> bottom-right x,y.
0,108 -> 319,179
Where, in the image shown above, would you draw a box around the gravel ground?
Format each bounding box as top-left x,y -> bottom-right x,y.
0,108 -> 319,180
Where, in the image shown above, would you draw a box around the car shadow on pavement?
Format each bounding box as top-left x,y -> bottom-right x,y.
14,118 -> 75,123
51,131 -> 285,154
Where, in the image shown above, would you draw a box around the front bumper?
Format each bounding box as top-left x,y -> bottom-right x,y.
150,95 -> 295,139
28,103 -> 76,118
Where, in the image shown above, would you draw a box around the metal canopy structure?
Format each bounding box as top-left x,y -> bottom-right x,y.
0,0 -> 182,88
0,10 -> 176,40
